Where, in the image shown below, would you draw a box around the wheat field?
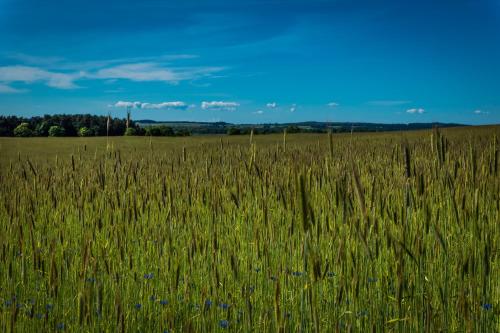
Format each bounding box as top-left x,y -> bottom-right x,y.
0,126 -> 499,332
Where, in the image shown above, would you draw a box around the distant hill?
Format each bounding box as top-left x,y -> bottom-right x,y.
136,120 -> 467,135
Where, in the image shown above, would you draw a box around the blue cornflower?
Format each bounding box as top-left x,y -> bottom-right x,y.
86,277 -> 96,283
249,286 -> 255,293
35,313 -> 44,319
160,299 -> 168,306
204,299 -> 213,308
270,275 -> 277,281
219,303 -> 229,310
368,277 -> 378,283
135,303 -> 142,310
46,304 -> 54,311
327,272 -> 335,278
482,303 -> 492,311
150,295 -> 156,302
292,271 -> 303,277
56,323 -> 65,330
4,300 -> 12,307
254,268 -> 261,273
219,320 -> 229,329
144,273 -> 154,279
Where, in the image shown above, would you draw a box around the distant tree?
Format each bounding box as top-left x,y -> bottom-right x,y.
175,128 -> 191,137
13,123 -> 33,137
78,127 -> 93,137
48,125 -> 66,137
145,125 -> 174,136
227,127 -> 241,135
35,121 -> 51,136
124,127 -> 137,136
286,125 -> 300,133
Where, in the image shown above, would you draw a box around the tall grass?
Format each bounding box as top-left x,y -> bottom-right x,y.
0,127 -> 499,332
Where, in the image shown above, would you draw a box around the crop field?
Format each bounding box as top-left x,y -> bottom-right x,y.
0,126 -> 499,332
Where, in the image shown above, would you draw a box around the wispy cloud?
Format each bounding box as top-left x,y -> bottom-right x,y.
266,102 -> 277,108
112,101 -> 188,110
473,109 -> 489,115
253,110 -> 264,114
94,63 -> 223,84
0,65 -> 81,89
368,100 -> 411,106
201,101 -> 239,111
327,102 -> 339,107
290,104 -> 296,112
0,83 -> 27,94
406,108 -> 425,114
0,54 -> 224,91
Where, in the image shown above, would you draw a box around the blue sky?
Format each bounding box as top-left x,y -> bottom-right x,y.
0,0 -> 499,124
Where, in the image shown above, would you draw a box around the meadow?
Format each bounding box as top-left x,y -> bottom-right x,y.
0,126 -> 499,332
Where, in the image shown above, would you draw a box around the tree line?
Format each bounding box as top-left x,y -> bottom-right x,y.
0,115 -> 190,137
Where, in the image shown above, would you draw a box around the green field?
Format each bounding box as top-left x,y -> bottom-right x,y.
0,126 -> 499,332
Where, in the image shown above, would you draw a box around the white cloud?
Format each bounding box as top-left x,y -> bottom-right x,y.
473,109 -> 489,115
93,63 -> 223,84
290,104 -> 296,112
0,54 -> 224,90
112,101 -> 188,110
113,101 -> 142,108
141,102 -> 188,110
201,101 -> 239,111
0,83 -> 26,94
266,102 -> 277,108
253,110 -> 264,114
0,65 -> 81,89
327,102 -> 339,107
406,108 -> 425,114
94,63 -> 179,83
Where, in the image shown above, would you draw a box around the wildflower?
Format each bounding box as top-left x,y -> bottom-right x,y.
149,295 -> 156,302
482,303 -> 492,311
254,268 -> 261,273
327,272 -> 335,278
219,319 -> 229,329
219,303 -> 229,310
56,323 -> 65,330
86,277 -> 96,283
144,273 -> 154,279
35,313 -> 44,319
270,275 -> 277,281
4,300 -> 12,307
46,304 -> 54,311
205,299 -> 213,309
160,299 -> 168,306
368,277 -> 378,283
292,271 -> 303,277
135,303 -> 142,310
